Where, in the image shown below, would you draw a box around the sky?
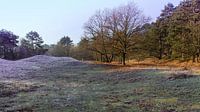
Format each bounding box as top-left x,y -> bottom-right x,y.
0,0 -> 182,45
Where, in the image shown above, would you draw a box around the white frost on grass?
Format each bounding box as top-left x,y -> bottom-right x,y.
0,55 -> 79,78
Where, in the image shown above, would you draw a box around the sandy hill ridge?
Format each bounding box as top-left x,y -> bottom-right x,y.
0,55 -> 80,78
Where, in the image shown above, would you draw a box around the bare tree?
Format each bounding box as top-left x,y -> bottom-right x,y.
83,2 -> 149,65
107,2 -> 150,65
84,10 -> 115,62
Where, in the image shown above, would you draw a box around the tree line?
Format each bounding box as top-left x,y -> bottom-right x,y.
0,30 -> 47,60
0,29 -> 76,60
144,0 -> 200,62
0,29 -> 86,61
2,0 -> 200,66
74,0 -> 200,65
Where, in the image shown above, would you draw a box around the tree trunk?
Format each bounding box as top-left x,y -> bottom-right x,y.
167,48 -> 172,59
159,48 -> 162,60
119,56 -> 122,64
109,54 -> 114,63
10,49 -> 15,60
193,55 -> 196,63
101,54 -> 104,62
197,49 -> 200,63
95,53 -> 98,61
181,53 -> 184,61
105,54 -> 109,63
197,53 -> 199,63
122,52 -> 126,65
158,37 -> 163,60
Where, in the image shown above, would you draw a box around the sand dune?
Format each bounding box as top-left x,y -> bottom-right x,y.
0,55 -> 80,78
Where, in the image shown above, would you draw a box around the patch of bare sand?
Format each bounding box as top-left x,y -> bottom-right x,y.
0,55 -> 81,78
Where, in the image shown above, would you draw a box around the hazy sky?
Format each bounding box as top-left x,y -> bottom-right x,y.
0,0 -> 182,44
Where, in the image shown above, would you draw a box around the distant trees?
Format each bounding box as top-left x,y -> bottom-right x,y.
142,0 -> 200,62
59,36 -> 73,56
72,37 -> 94,60
3,0 -> 200,65
76,0 -> 200,64
110,3 -> 150,65
84,10 -> 115,63
173,0 -> 200,62
84,2 -> 149,65
17,38 -> 33,58
0,30 -> 46,60
48,36 -> 74,57
25,31 -> 44,55
0,29 -> 18,59
170,0 -> 200,62
17,31 -> 46,58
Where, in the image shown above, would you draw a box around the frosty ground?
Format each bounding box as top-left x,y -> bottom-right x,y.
0,55 -> 200,112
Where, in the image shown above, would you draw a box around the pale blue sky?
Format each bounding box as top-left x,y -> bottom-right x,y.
0,0 -> 181,44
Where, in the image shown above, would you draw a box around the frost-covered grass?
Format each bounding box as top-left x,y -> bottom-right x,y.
0,56 -> 200,111
0,55 -> 79,78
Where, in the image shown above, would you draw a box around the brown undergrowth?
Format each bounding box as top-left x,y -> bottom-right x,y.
93,58 -> 200,75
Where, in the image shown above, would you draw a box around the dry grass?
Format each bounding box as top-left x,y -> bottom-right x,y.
93,58 -> 200,75
127,58 -> 199,68
128,59 -> 200,76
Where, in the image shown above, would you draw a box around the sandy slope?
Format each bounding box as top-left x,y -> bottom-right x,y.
0,55 -> 80,78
